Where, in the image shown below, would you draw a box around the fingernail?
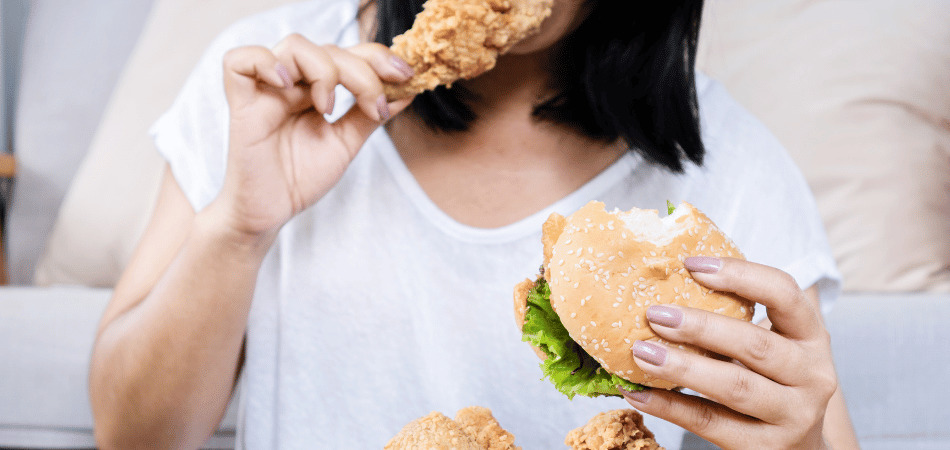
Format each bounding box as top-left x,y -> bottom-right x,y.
632,341 -> 667,366
326,90 -> 336,115
647,305 -> 683,328
618,386 -> 652,404
390,55 -> 415,79
377,94 -> 391,121
275,62 -> 293,89
684,256 -> 721,274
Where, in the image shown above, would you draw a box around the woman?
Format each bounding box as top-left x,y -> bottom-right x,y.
89,0 -> 858,448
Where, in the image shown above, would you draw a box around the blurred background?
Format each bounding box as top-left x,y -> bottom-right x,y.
1,0 -> 948,448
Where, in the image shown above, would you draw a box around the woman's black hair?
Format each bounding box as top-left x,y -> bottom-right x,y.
367,0 -> 706,172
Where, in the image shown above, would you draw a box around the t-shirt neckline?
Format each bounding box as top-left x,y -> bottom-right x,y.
369,129 -> 641,244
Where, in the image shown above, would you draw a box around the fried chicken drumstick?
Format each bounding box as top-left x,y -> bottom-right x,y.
384,0 -> 554,100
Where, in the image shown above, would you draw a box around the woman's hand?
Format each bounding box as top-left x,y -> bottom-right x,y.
213,34 -> 414,241
620,256 -> 837,449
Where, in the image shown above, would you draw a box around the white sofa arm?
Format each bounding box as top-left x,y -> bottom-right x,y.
827,293 -> 950,449
0,287 -> 237,448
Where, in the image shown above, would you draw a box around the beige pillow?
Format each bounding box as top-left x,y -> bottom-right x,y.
34,0 -> 302,286
696,0 -> 950,292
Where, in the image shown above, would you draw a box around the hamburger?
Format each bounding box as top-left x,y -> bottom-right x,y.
514,200 -> 754,398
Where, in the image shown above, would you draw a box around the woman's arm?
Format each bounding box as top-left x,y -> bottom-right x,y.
89,168 -> 271,449
89,36 -> 414,449
620,257 -> 858,449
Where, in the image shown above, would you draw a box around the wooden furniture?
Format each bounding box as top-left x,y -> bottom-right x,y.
0,153 -> 15,285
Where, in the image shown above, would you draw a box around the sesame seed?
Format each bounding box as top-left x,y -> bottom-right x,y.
570,312 -> 576,318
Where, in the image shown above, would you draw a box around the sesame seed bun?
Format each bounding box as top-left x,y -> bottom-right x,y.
516,201 -> 754,390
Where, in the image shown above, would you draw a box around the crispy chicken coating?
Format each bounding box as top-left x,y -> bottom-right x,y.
565,409 -> 665,450
454,406 -> 521,450
385,412 -> 480,450
386,407 -> 521,450
384,0 -> 554,99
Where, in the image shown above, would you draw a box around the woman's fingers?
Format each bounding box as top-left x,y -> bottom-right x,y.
645,305 -> 806,385
271,35 -> 413,120
631,340 -> 789,423
685,257 -> 821,341
272,34 -> 339,115
620,387 -> 760,449
222,46 -> 295,108
226,34 -> 415,124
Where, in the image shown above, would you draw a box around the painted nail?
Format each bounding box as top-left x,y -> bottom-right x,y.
275,62 -> 293,89
632,341 -> 667,366
684,256 -> 721,274
618,386 -> 652,404
390,55 -> 415,79
376,94 -> 391,121
326,90 -> 336,115
646,305 -> 683,328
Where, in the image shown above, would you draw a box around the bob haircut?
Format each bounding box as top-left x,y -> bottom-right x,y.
368,0 -> 706,173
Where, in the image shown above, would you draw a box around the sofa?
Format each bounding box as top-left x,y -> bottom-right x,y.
1,0 -> 948,448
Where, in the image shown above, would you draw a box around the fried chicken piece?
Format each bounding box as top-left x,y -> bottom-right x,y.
384,0 -> 554,100
385,412 -> 480,450
386,407 -> 521,450
565,410 -> 665,450
454,406 -> 521,450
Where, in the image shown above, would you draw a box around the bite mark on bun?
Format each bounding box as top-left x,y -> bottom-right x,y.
517,201 -> 754,394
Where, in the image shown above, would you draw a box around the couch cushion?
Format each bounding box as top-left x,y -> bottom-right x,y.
825,293 -> 950,449
0,287 -> 238,448
8,0 -> 153,285
696,0 -> 950,292
33,0 -> 302,287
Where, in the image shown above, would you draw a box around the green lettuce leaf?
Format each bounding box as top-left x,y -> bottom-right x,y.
667,200 -> 676,215
521,277 -> 645,399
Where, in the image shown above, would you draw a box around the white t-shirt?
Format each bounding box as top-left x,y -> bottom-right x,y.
151,1 -> 841,448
